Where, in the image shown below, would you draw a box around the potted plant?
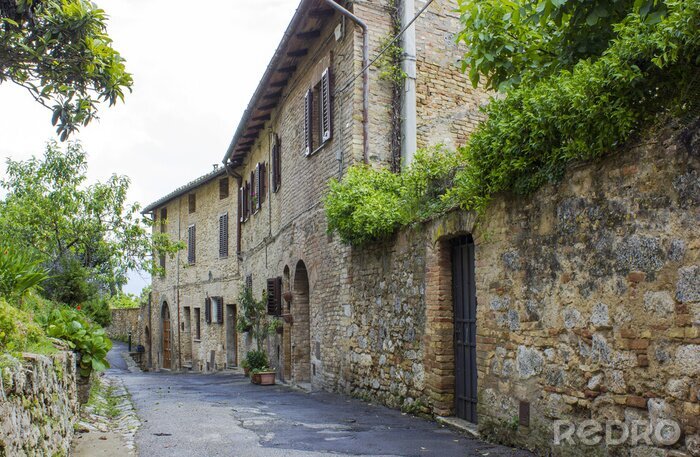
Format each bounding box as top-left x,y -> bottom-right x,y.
237,286 -> 280,385
241,358 -> 250,377
270,319 -> 283,335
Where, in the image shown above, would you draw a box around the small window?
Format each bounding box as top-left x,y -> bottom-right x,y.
219,177 -> 229,199
210,297 -> 219,324
219,213 -> 229,258
159,252 -> 166,272
245,274 -> 252,291
256,162 -> 267,210
159,207 -> 167,233
188,193 -> 196,213
187,224 -> 196,264
194,308 -> 201,340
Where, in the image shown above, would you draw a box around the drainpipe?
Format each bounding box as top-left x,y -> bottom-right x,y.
176,197 -> 182,370
400,0 -> 417,169
323,0 -> 369,163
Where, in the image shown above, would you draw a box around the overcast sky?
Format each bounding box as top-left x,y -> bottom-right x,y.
0,0 -> 300,293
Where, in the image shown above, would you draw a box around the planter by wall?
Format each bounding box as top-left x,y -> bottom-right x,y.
251,371 -> 276,385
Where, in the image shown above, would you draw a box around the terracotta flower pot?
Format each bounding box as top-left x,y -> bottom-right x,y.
251,371 -> 276,385
276,326 -> 284,334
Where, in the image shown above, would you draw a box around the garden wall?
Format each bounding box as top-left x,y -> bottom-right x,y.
334,120 -> 699,455
0,351 -> 79,456
106,308 -> 140,343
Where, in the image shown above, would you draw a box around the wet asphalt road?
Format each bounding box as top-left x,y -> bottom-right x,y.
107,343 -> 532,457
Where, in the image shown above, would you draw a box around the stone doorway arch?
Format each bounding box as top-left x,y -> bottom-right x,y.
292,260 -> 310,383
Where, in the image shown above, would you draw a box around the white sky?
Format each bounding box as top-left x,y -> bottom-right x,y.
0,0 -> 300,294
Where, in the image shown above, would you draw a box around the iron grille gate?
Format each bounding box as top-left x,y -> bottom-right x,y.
452,236 -> 477,423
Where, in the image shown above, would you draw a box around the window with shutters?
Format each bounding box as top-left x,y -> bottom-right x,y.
204,297 -> 211,324
256,162 -> 267,209
219,177 -> 229,199
272,135 -> 281,193
304,67 -> 332,156
238,185 -> 243,223
267,277 -> 282,316
188,193 -> 196,213
209,296 -> 223,324
245,274 -> 252,291
187,224 -> 196,264
194,308 -> 201,340
219,213 -> 229,258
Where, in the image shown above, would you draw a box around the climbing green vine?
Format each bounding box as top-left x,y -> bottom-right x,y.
324,0 -> 700,245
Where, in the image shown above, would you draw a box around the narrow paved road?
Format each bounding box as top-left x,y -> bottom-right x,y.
107,344 -> 532,457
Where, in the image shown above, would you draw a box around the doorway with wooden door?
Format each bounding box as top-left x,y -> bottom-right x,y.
451,235 -> 477,423
161,302 -> 172,370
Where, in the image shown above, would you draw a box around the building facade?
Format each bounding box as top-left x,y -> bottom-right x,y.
142,1 -> 700,454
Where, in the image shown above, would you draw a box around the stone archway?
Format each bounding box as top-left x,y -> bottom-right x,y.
161,302 -> 172,370
292,260 -> 310,383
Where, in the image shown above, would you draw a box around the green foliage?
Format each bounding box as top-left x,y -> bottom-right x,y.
0,298 -> 53,354
0,244 -> 49,301
325,0 -> 700,245
108,293 -> 140,309
80,297 -> 111,328
456,0 -> 667,91
244,349 -> 268,372
324,147 -> 459,244
0,141 -> 184,294
45,307 -> 112,377
0,0 -> 132,139
236,286 -> 278,352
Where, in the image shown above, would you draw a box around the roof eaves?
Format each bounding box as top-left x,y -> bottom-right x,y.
141,168 -> 227,214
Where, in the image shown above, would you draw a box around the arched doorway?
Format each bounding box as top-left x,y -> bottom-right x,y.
161,302 -> 172,369
292,261 -> 310,383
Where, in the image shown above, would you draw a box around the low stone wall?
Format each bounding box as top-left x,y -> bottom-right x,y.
106,308 -> 140,343
0,351 -> 79,456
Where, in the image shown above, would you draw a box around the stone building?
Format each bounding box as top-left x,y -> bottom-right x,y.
142,0 -> 700,454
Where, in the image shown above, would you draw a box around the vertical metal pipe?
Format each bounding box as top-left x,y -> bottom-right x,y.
323,0 -> 370,163
400,0 -> 417,169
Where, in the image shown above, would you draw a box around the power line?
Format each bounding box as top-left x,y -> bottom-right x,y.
339,0 -> 436,93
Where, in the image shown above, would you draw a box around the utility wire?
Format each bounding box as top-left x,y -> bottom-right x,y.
339,0 -> 436,93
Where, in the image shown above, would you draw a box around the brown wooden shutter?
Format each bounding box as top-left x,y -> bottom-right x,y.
238,186 -> 243,222
255,163 -> 262,210
304,89 -> 313,156
321,68 -> 332,142
260,162 -> 267,204
272,135 -> 281,193
217,297 -> 224,324
266,277 -> 282,316
250,171 -> 255,213
205,297 -> 211,324
187,225 -> 196,264
219,213 -> 228,258
245,274 -> 252,291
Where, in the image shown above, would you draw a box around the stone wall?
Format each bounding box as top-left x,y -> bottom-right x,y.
331,120 -> 699,455
0,351 -> 79,456
106,308 -> 141,342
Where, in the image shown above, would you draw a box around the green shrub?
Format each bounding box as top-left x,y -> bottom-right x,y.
80,297 -> 112,328
325,147 -> 459,244
244,350 -> 268,371
324,0 -> 700,245
0,298 -> 53,354
0,245 -> 49,301
45,307 -> 112,377
42,256 -> 97,306
108,293 -> 140,309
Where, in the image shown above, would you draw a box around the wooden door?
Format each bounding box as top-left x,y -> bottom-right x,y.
452,236 -> 477,423
162,305 -> 172,369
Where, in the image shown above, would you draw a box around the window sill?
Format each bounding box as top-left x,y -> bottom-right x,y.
194,339 -> 201,343
306,139 -> 331,157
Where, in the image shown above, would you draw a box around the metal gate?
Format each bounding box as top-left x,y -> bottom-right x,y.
452,236 -> 477,423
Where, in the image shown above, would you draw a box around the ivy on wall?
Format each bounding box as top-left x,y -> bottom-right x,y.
324,0 -> 700,245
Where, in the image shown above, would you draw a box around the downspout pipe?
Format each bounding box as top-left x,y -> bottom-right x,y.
323,0 -> 369,163
400,0 -> 417,169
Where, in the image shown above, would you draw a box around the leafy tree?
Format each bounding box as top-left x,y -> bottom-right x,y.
0,141 -> 183,300
0,0 -> 132,139
456,0 -> 668,91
